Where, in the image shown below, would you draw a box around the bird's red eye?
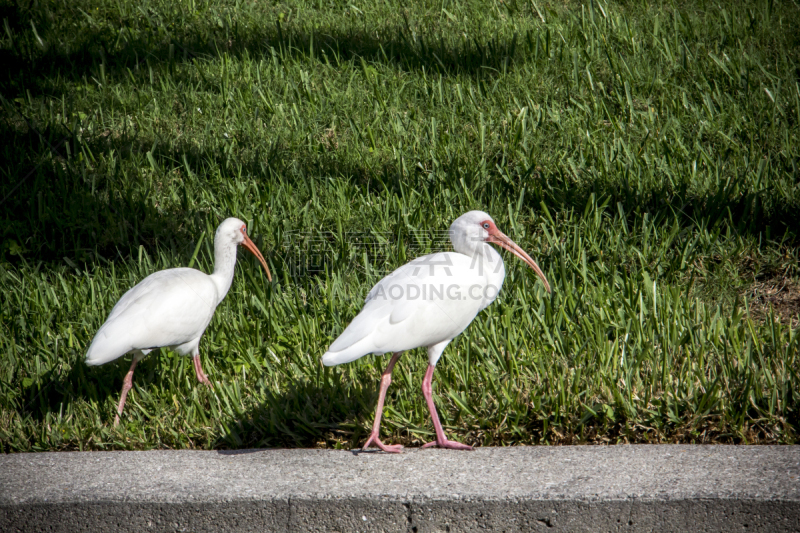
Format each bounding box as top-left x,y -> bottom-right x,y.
241,225 -> 247,234
482,222 -> 490,229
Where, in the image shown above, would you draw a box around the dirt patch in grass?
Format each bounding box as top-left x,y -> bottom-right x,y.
746,277 -> 800,327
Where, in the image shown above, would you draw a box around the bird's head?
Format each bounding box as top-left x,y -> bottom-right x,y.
450,210 -> 551,293
217,218 -> 273,281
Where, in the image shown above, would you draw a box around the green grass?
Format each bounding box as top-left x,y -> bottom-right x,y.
1,0 -> 799,452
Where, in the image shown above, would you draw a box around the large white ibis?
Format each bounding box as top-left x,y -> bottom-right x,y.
85,217 -> 272,425
322,210 -> 550,452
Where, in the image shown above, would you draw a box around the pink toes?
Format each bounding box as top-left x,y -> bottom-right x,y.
422,439 -> 473,451
379,443 -> 404,453
362,434 -> 404,453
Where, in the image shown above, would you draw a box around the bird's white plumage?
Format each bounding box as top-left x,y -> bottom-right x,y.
322,211 -> 508,367
85,269 -> 219,365
85,217 -> 260,367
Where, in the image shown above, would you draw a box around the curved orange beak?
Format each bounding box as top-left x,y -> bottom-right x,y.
241,230 -> 273,282
487,228 -> 551,293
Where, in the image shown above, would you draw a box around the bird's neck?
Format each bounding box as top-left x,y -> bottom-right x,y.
467,242 -> 506,307
477,242 -> 505,279
464,240 -> 501,263
457,241 -> 505,280
209,240 -> 238,304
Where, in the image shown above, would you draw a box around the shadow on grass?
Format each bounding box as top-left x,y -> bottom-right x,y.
2,2 -> 798,268
2,107 -> 798,269
14,355 -> 132,424
0,117 -> 210,263
213,373 -> 383,450
11,347 -> 382,450
2,1 -> 529,96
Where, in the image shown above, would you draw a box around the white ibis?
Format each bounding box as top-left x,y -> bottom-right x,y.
85,217 -> 272,426
322,210 -> 550,452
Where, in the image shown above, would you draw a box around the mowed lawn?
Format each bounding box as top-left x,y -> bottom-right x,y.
0,0 -> 798,452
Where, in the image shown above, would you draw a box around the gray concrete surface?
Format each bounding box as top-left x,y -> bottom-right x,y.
1,445 -> 798,532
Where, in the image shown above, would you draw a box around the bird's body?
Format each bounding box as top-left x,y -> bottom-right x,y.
86,218 -> 272,425
323,211 -> 550,452
86,268 -> 220,365
323,248 -> 505,367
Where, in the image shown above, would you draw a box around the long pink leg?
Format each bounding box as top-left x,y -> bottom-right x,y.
193,354 -> 212,387
421,365 -> 473,450
114,357 -> 141,427
362,352 -> 404,453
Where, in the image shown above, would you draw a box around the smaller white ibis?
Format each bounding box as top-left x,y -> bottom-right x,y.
85,217 -> 272,426
322,210 -> 550,452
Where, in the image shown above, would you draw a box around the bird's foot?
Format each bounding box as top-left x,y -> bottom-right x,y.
113,414 -> 121,427
194,370 -> 213,387
362,433 -> 404,453
422,439 -> 473,451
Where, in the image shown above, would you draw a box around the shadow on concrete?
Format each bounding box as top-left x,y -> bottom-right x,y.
216,448 -> 267,456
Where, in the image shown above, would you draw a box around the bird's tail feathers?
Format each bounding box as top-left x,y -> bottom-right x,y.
321,344 -> 371,366
84,330 -> 133,366
85,350 -> 123,366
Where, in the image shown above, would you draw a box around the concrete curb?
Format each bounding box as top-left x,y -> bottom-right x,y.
1,445 -> 798,532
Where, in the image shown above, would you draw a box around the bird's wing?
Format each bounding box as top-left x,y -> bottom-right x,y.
85,268 -> 218,365
322,252 -> 486,365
